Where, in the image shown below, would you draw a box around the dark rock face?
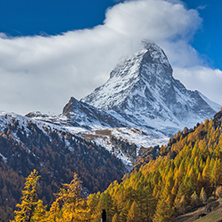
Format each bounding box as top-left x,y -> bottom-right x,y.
26,111 -> 49,118
62,97 -> 124,129
213,111 -> 222,129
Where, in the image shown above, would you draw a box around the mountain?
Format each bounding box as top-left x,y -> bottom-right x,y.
83,110 -> 222,222
82,43 -> 220,135
0,111 -> 126,220
26,98 -> 169,169
26,97 -> 125,130
62,97 -> 124,129
25,43 -> 220,168
18,109 -> 222,222
2,43 -> 222,221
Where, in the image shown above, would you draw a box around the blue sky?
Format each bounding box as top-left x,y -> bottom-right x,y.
184,0 -> 222,69
1,0 -> 221,69
0,0 -> 222,114
0,0 -> 115,36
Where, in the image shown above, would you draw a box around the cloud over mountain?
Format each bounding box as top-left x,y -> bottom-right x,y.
0,0 -> 221,114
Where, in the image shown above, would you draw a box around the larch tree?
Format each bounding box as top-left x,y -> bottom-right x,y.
190,191 -> 199,207
216,186 -> 222,198
153,199 -> 174,222
55,173 -> 93,221
126,201 -> 140,222
31,200 -> 46,221
112,213 -> 119,222
11,169 -> 40,222
199,187 -> 207,204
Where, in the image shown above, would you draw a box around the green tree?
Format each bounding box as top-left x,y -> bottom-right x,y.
11,169 -> 40,222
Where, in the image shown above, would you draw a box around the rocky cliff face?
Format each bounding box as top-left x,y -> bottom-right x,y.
62,97 -> 124,129
82,43 -> 220,135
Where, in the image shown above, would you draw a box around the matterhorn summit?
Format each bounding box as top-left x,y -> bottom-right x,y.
20,43 -> 221,168
82,43 -> 220,134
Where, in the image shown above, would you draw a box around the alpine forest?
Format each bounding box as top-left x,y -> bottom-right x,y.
6,109 -> 222,221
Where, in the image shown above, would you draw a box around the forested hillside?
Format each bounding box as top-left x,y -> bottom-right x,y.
90,110 -> 222,221
10,110 -> 222,221
0,113 -> 126,221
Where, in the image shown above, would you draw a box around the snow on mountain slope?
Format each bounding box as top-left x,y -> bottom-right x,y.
62,97 -> 125,129
82,43 -> 220,135
1,110 -> 164,169
198,92 -> 221,113
80,127 -> 168,169
26,97 -> 125,131
25,105 -> 169,167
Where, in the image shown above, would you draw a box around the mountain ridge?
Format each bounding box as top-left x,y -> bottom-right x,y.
82,43 -> 220,134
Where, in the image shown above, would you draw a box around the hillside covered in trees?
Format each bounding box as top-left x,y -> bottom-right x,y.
0,113 -> 126,221
11,110 -> 222,221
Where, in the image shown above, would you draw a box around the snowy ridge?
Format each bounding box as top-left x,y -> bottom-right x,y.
80,127 -> 169,169
82,50 -> 145,110
82,43 -> 220,135
62,97 -> 124,129
198,92 -> 221,113
1,111 -> 155,168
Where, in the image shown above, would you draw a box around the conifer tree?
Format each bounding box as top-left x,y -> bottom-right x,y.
55,173 -> 93,221
101,192 -> 115,222
11,169 -> 40,222
154,199 -> 174,222
216,186 -> 222,198
112,213 -> 119,222
126,201 -> 140,222
200,187 -> 207,204
45,200 -> 60,222
211,159 -> 222,189
119,205 -> 129,222
177,195 -> 187,214
31,200 -> 46,221
190,191 -> 199,207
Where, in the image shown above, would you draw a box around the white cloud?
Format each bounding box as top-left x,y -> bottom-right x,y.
0,0 -> 220,115
173,66 -> 222,109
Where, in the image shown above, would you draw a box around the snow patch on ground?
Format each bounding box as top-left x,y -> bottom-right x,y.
0,153 -> 7,163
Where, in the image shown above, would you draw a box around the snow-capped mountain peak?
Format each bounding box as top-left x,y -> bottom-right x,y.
82,43 -> 220,134
82,43 -> 173,111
